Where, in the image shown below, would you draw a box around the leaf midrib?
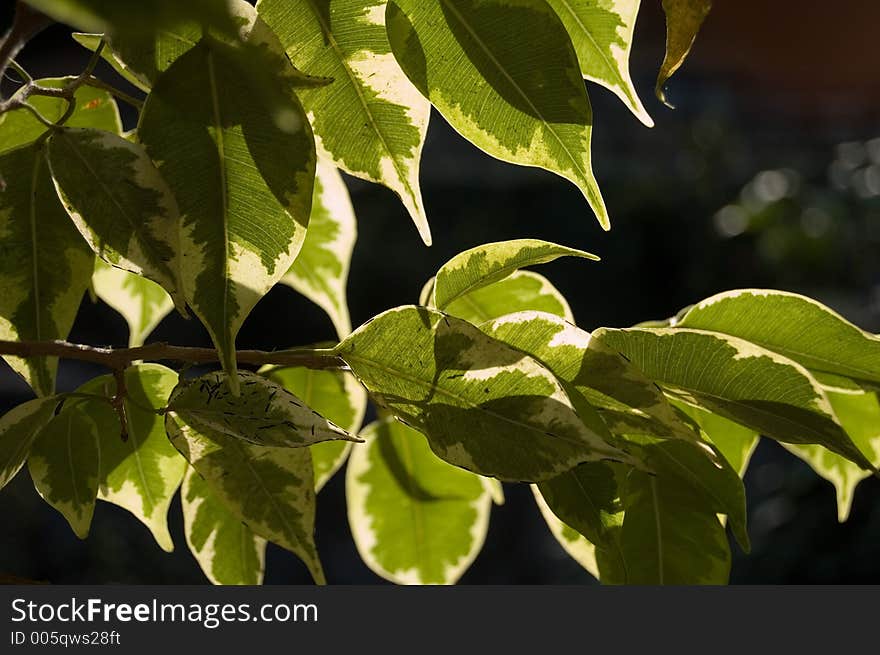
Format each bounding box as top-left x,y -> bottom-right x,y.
342,350 -> 604,456
301,0 -> 419,202
438,0 -> 589,182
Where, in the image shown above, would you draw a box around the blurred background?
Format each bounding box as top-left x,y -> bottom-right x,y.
1,0 -> 879,584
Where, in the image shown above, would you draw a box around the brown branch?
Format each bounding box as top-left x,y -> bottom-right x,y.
0,2 -> 53,98
0,339 -> 346,371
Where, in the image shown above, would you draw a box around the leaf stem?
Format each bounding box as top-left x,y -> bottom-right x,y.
81,76 -> 143,110
0,339 -> 347,371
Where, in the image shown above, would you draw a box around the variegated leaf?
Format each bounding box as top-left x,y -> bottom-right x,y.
138,33 -> 316,393
546,0 -> 652,126
0,77 -> 122,153
47,128 -> 185,311
262,365 -> 368,491
167,371 -> 357,449
27,408 -> 101,539
182,466 -> 267,585
346,418 -> 491,584
785,388 -> 880,522
280,159 -> 357,338
25,0 -> 239,41
532,484 -> 599,578
431,239 -> 598,311
443,270 -> 574,325
0,397 -> 60,491
623,434 -> 749,551
0,144 -> 95,397
672,400 -> 758,477
595,327 -> 873,469
386,0 -> 611,229
92,259 -> 173,348
71,33 -> 154,92
656,0 -> 712,105
536,461 -> 624,572
166,412 -> 325,584
71,364 -> 186,551
336,306 -> 636,481
258,0 -> 432,244
678,289 -> 880,388
620,466 -> 730,584
483,311 -> 700,443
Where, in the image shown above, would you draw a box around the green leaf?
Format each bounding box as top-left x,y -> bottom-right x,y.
483,311 -> 700,443
536,461 -> 624,569
431,239 -> 598,311
346,418 -> 491,584
46,128 -> 186,312
532,484 -> 598,578
280,159 -> 357,338
443,270 -> 574,325
72,364 -> 186,552
166,412 -> 325,584
138,35 -> 316,392
167,371 -> 358,449
0,143 -> 95,396
655,0 -> 712,106
24,0 -> 239,40
629,436 -> 749,551
0,77 -> 122,153
386,0 -> 610,229
678,289 -> 880,388
71,33 -> 154,92
92,259 -> 173,348
181,466 -> 267,585
672,401 -> 758,477
336,306 -> 635,482
619,467 -> 730,584
258,0 -> 433,244
546,0 -> 652,127
263,365 -> 368,492
27,408 -> 101,539
784,388 -> 880,522
0,397 -> 60,491
595,327 -> 873,469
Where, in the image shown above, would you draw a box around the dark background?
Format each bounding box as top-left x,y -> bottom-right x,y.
2,1 -> 879,584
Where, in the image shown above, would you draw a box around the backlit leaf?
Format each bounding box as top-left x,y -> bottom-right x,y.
167,371 -> 357,449
619,466 -> 730,584
386,0 -> 611,229
532,485 -> 599,578
678,289 -> 880,388
443,270 -> 574,325
280,159 -> 357,338
182,466 -> 267,585
0,144 -> 94,396
655,0 -> 711,106
138,33 -> 316,392
346,418 -> 491,584
336,306 -> 635,481
785,389 -> 880,522
92,259 -> 173,348
546,0 -> 652,126
72,364 -> 186,551
258,0 -> 433,244
27,408 -> 101,539
0,397 -> 60,491
167,412 -> 325,584
595,327 -> 873,469
47,128 -> 186,311
0,77 -> 122,153
484,311 -> 700,443
263,365 -> 368,491
432,239 -> 598,311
